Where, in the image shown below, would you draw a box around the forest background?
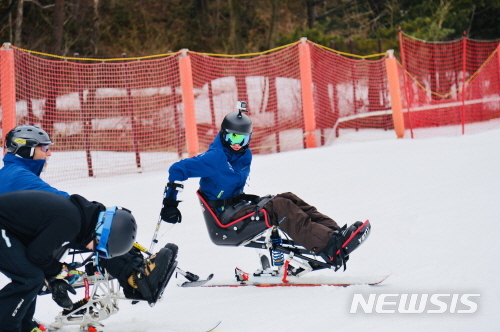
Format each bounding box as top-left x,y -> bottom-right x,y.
0,0 -> 499,59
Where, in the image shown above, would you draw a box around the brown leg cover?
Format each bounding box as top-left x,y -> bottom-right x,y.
276,192 -> 340,231
263,196 -> 334,254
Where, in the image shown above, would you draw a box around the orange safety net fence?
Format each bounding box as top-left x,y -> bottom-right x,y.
1,36 -> 500,188
399,32 -> 500,138
8,51 -> 183,186
189,44 -> 305,154
310,43 -> 392,142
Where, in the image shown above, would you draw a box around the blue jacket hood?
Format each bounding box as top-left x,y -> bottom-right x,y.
2,152 -> 45,175
0,153 -> 70,196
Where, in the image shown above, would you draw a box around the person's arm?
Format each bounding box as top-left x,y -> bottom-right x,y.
167,150 -> 222,182
160,151 -> 223,223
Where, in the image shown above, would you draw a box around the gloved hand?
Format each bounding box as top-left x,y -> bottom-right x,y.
49,279 -> 76,309
160,197 -> 182,223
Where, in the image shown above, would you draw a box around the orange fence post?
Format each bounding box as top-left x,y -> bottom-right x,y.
1,43 -> 17,146
179,49 -> 199,157
497,44 -> 500,96
298,38 -> 317,148
385,49 -> 405,138
461,33 -> 467,135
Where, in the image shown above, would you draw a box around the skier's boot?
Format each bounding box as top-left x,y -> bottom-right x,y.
321,220 -> 371,271
132,244 -> 178,305
164,243 -> 179,261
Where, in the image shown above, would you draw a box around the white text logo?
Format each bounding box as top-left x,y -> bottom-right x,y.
350,293 -> 480,314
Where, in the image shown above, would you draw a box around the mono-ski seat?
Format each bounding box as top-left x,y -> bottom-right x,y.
197,189 -> 272,246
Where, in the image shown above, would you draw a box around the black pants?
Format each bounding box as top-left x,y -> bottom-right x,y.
0,229 -> 44,332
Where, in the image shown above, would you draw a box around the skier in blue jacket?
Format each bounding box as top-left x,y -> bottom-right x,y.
160,102 -> 370,267
0,125 -> 69,196
167,120 -> 251,202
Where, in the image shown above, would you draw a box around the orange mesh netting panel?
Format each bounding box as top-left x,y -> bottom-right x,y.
399,32 -> 500,138
189,44 -> 304,154
309,43 -> 391,143
2,36 -> 500,188
10,49 -> 183,185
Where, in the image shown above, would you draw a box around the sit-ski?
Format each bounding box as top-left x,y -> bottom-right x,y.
197,189 -> 374,286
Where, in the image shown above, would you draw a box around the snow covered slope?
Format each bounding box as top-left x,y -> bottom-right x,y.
2,127 -> 499,331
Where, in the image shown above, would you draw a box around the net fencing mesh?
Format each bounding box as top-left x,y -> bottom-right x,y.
1,34 -> 499,187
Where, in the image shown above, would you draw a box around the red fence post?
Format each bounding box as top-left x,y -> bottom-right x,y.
298,38 -> 317,149
179,49 -> 199,157
1,43 -> 16,146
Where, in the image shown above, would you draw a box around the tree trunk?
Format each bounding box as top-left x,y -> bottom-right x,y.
228,0 -> 243,53
91,0 -> 100,55
306,0 -> 318,29
14,0 -> 22,46
267,0 -> 280,49
52,0 -> 64,55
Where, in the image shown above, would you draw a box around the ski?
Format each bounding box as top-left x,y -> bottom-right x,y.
45,321 -> 220,332
47,326 -> 103,332
200,274 -> 389,287
179,273 -> 214,287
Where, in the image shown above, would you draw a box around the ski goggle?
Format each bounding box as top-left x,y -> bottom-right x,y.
40,144 -> 50,152
95,206 -> 118,258
225,133 -> 250,146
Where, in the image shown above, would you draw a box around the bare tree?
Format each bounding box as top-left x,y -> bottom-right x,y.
51,0 -> 64,55
91,0 -> 100,55
267,0 -> 280,49
14,0 -> 22,46
306,0 -> 321,29
0,0 -> 17,25
228,0 -> 244,53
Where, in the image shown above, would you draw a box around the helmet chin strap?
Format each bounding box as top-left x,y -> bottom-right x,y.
92,237 -> 104,274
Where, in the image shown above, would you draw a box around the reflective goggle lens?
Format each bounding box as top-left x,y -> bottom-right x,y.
40,145 -> 50,152
225,133 -> 249,146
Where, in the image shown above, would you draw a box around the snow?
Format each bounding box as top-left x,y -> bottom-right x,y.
2,127 -> 500,331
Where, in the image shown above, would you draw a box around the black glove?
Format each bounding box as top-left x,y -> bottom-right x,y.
49,279 -> 76,309
160,197 -> 182,223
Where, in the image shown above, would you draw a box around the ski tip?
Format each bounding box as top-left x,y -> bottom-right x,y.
206,320 -> 222,332
369,274 -> 390,285
179,274 -> 215,287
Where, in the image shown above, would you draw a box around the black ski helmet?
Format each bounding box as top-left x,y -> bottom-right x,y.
220,101 -> 252,153
4,125 -> 53,159
95,206 -> 137,259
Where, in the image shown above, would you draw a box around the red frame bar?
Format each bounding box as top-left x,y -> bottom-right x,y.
197,190 -> 272,228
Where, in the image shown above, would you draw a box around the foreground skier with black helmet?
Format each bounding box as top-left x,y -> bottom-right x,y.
160,101 -> 370,270
0,190 -> 138,332
0,126 -> 179,332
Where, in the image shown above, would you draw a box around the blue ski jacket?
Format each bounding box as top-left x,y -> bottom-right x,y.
0,153 -> 70,196
168,134 -> 251,200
